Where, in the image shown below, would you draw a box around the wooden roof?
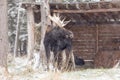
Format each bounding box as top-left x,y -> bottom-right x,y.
21,1 -> 120,25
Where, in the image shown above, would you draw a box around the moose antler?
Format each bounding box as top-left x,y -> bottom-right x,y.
44,3 -> 70,27
48,13 -> 71,27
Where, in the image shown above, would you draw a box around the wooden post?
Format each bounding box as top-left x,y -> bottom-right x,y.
96,25 -> 99,54
26,5 -> 35,62
14,3 -> 21,58
94,25 -> 99,67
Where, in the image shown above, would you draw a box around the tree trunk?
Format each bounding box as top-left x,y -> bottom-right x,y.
34,0 -> 51,70
14,3 -> 21,58
0,0 -> 9,76
26,6 -> 35,62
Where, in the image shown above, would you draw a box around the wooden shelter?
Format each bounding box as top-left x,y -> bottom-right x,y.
21,1 -> 120,68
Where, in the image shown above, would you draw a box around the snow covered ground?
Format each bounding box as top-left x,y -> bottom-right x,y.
0,56 -> 120,80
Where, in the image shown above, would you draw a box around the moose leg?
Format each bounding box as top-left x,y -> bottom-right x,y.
61,50 -> 66,70
53,52 -> 58,70
65,51 -> 71,70
49,51 -> 54,71
44,45 -> 51,70
57,51 -> 63,70
70,50 -> 75,70
53,50 -> 63,71
65,49 -> 75,70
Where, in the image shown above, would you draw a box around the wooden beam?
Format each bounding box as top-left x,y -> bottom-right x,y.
52,8 -> 120,13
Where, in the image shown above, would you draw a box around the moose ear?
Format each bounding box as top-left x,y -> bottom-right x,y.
70,35 -> 74,38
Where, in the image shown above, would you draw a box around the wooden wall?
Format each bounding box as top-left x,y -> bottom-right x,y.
66,24 -> 120,68
66,25 -> 97,60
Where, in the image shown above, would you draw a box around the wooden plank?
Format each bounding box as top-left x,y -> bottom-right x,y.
94,51 -> 120,68
52,8 -> 120,13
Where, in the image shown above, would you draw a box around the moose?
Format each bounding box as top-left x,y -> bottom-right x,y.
44,14 -> 75,70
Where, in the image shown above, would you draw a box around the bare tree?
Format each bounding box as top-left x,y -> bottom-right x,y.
0,0 -> 9,76
14,3 -> 21,58
26,6 -> 35,63
33,0 -> 51,70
